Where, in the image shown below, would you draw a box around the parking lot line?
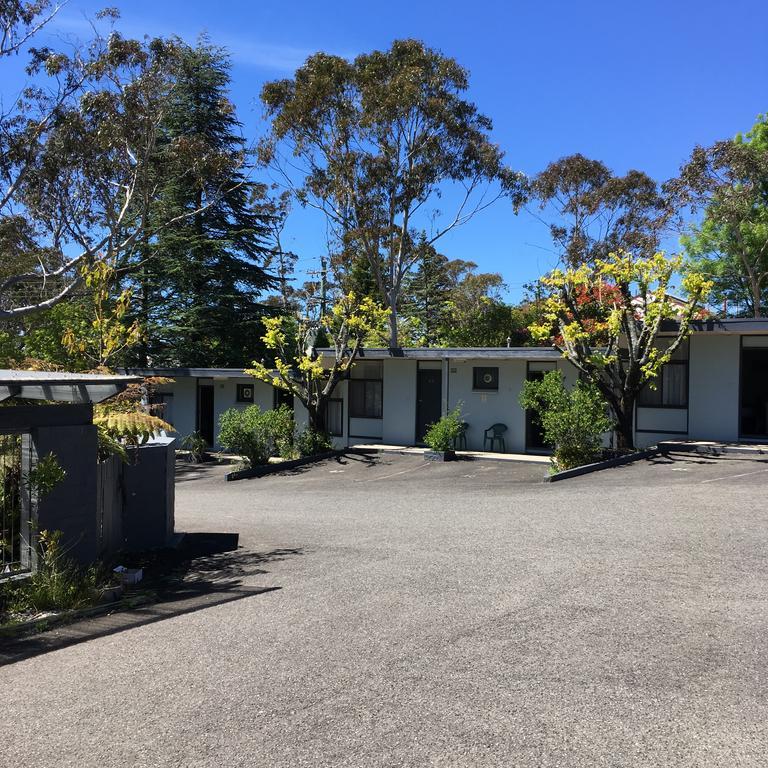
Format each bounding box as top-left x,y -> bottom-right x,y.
699,467 -> 768,484
357,461 -> 431,483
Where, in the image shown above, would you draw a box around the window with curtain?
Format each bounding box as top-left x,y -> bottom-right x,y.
638,362 -> 688,407
325,399 -> 343,436
349,380 -> 383,418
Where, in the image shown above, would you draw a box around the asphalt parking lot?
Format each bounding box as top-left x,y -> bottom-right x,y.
2,450 -> 768,767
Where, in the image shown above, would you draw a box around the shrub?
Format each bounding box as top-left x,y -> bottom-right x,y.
519,370 -> 614,471
217,405 -> 295,465
180,431 -> 207,462
424,407 -> 463,453
4,530 -> 101,615
294,427 -> 333,458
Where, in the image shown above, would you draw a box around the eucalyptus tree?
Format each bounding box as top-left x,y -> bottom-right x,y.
260,39 -> 525,347
669,115 -> 768,318
531,154 -> 673,268
0,11 -> 241,323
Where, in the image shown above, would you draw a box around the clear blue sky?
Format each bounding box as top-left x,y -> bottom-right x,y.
12,0 -> 768,301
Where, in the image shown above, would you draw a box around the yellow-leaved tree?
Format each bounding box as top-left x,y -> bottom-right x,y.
247,293 -> 389,434
530,250 -> 712,450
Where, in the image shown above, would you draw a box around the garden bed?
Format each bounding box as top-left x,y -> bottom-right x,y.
224,450 -> 343,481
546,447 -> 660,482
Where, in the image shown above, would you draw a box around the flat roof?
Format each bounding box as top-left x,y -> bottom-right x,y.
0,370 -> 141,404
322,347 -> 564,360
123,367 -> 253,377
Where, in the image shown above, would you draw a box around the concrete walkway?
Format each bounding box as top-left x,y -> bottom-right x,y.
2,452 -> 768,766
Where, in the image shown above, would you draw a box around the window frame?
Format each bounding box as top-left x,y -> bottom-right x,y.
472,366 -> 499,392
348,378 -> 383,419
638,360 -> 689,408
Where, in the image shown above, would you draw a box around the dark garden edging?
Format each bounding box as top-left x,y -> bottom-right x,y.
546,447 -> 660,482
225,450 -> 343,481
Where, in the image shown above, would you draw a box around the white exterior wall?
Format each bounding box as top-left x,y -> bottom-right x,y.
688,333 -> 740,442
634,333 -> 741,448
381,359 -> 418,445
446,359 -> 577,453
157,376 -> 197,440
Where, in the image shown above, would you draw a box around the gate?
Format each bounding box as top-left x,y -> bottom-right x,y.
0,433 -> 32,579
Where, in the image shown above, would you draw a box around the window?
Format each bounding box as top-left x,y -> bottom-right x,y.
236,383 -> 254,403
473,366 -> 499,391
638,341 -> 689,408
349,379 -> 383,418
325,398 -> 343,436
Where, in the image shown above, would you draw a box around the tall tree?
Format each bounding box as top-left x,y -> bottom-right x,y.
670,115 -> 768,318
125,39 -> 275,366
0,10 -> 212,320
260,39 -> 525,347
532,154 -> 672,268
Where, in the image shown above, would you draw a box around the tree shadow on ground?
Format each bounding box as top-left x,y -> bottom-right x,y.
0,533 -> 302,666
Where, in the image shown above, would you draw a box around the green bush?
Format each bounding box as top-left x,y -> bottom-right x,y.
424,407 -> 463,453
519,371 -> 614,471
180,431 -> 207,463
217,405 -> 295,466
294,427 -> 333,458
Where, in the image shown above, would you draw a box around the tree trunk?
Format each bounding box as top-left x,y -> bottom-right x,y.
614,399 -> 635,452
307,398 -> 327,434
388,300 -> 399,348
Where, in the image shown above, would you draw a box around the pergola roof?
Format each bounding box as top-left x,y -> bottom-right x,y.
0,370 -> 141,404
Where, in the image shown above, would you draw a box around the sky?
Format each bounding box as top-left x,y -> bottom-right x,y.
6,0 -> 768,301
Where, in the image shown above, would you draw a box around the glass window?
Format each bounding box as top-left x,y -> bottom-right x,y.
325,399 -> 343,436
638,362 -> 688,407
473,366 -> 499,391
349,380 -> 383,418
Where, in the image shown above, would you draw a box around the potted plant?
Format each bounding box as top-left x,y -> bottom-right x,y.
424,407 -> 463,462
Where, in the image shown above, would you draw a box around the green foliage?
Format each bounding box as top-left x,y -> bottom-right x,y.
27,453 -> 66,499
248,293 -> 389,434
424,407 -> 463,453
180,431 -> 207,463
93,410 -> 174,449
294,428 -> 333,458
3,531 -> 101,616
530,250 -> 710,449
677,114 -> 768,317
123,38 -> 275,367
96,427 -> 129,464
519,371 -> 614,471
217,405 -> 295,466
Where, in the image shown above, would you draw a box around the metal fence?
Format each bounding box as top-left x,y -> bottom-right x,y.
0,433 -> 31,579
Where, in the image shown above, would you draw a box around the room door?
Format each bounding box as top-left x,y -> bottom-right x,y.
416,368 -> 442,444
740,345 -> 768,438
525,363 -> 556,451
197,383 -> 215,446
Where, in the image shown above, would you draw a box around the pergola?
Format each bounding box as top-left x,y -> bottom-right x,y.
0,370 -> 141,404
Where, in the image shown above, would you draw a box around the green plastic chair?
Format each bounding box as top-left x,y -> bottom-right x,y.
454,422 -> 469,450
483,423 -> 508,453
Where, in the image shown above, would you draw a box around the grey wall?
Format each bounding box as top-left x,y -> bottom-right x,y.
381,359 -> 417,445
33,423 -> 99,566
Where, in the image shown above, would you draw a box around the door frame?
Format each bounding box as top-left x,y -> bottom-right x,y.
415,363 -> 443,445
525,361 -> 557,453
739,335 -> 768,440
196,380 -> 215,446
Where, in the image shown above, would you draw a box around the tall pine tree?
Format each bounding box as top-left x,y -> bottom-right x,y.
129,38 -> 274,366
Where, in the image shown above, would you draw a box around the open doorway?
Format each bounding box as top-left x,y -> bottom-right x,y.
525,362 -> 557,452
740,343 -> 768,438
197,382 -> 215,446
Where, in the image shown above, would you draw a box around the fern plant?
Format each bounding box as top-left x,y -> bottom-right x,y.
94,410 -> 174,449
